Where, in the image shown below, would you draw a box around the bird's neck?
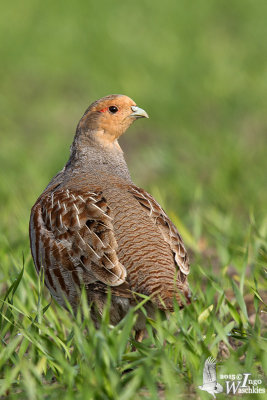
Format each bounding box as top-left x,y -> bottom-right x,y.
66,130 -> 132,182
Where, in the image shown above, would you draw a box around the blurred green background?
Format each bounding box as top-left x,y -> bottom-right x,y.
0,0 -> 267,266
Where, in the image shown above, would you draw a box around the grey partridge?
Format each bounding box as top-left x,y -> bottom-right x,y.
29,94 -> 190,335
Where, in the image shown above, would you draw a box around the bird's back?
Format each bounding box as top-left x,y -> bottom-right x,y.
64,171 -> 190,309
105,184 -> 188,308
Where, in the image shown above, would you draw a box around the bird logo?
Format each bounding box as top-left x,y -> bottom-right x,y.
198,357 -> 224,398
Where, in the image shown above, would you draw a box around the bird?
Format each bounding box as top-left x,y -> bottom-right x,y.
198,357 -> 223,398
29,94 -> 190,340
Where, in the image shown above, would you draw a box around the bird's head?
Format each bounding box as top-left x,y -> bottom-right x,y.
76,94 -> 149,146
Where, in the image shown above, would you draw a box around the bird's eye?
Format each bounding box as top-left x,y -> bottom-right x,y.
109,106 -> 118,114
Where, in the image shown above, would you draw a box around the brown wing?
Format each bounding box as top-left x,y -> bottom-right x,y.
29,188 -> 127,307
128,185 -> 189,276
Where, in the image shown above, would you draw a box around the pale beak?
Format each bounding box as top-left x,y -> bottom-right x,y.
131,106 -> 149,119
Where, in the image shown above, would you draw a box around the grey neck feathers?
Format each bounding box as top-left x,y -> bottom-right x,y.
66,129 -> 132,182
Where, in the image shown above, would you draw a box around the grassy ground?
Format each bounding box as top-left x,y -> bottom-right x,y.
0,0 -> 267,398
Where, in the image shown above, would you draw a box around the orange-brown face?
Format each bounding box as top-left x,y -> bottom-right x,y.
78,94 -> 149,143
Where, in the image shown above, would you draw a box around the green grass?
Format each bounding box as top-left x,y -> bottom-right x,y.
0,0 -> 267,398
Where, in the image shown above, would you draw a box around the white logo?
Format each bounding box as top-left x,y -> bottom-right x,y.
198,357 -> 223,398
198,357 -> 266,397
221,373 -> 266,395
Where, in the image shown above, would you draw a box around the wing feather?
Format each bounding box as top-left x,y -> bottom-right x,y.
30,188 -> 127,307
203,357 -> 217,384
128,185 -> 190,276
